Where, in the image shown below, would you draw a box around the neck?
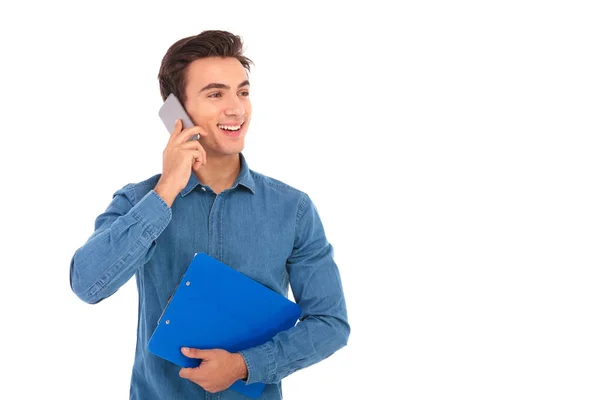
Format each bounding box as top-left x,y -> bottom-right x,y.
193,153 -> 241,194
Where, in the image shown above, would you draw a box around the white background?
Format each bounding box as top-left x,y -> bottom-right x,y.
1,1 -> 599,399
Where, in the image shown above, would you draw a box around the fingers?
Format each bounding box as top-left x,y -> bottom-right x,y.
166,122 -> 208,167
167,119 -> 183,145
179,367 -> 219,393
169,119 -> 206,143
170,119 -> 183,136
181,141 -> 207,166
196,125 -> 209,138
181,140 -> 204,150
182,347 -> 212,359
179,367 -> 194,379
175,126 -> 207,145
191,150 -> 206,167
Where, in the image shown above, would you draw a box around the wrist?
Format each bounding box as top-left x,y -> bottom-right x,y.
233,353 -> 248,381
154,182 -> 179,207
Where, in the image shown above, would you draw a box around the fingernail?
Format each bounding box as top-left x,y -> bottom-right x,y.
182,347 -> 189,352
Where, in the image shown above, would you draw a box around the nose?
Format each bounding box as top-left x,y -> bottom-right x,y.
224,94 -> 245,117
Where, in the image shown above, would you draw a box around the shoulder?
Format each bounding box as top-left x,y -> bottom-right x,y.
248,169 -> 314,218
112,174 -> 162,205
250,169 -> 307,197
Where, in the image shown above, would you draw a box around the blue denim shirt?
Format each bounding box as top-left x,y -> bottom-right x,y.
69,153 -> 350,400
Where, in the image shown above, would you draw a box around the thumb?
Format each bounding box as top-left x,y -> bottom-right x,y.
181,347 -> 213,359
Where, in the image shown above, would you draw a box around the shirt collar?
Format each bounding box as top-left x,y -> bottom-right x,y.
179,153 -> 256,197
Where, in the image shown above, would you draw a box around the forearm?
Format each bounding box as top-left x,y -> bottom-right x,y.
239,313 -> 349,384
69,189 -> 172,304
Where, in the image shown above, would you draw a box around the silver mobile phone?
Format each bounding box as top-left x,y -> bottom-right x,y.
158,93 -> 200,141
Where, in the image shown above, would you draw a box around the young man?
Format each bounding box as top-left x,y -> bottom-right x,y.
69,30 -> 350,399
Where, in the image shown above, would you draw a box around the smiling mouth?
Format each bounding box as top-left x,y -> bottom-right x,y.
217,122 -> 244,132
217,122 -> 244,136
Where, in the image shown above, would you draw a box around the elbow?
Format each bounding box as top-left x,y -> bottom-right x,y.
70,276 -> 103,305
317,316 -> 350,361
69,259 -> 104,305
71,285 -> 103,305
322,314 -> 350,351
338,318 -> 351,348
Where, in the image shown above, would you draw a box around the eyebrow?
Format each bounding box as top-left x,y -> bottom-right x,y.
199,80 -> 250,93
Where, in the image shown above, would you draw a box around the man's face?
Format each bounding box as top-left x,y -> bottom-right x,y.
183,56 -> 252,158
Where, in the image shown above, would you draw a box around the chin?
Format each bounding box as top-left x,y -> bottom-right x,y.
216,142 -> 245,157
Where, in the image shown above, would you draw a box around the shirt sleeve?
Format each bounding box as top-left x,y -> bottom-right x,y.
69,185 -> 172,304
239,193 -> 350,384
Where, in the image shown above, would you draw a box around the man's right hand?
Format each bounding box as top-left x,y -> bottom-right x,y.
155,119 -> 207,207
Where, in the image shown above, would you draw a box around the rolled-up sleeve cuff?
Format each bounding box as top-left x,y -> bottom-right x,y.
239,342 -> 275,385
130,190 -> 172,242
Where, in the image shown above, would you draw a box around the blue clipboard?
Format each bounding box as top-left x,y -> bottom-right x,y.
148,252 -> 302,398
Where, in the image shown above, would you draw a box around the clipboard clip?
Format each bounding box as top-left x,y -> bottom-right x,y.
156,273 -> 186,325
156,254 -> 198,325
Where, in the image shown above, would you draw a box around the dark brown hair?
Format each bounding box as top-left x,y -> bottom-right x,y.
158,30 -> 254,103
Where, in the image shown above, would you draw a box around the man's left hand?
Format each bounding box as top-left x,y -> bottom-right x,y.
179,347 -> 249,393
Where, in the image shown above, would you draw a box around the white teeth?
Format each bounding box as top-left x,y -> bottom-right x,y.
218,124 -> 241,131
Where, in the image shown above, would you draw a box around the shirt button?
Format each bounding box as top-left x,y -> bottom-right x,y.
201,187 -> 206,191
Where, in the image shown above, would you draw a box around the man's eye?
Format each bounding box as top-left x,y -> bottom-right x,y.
240,91 -> 250,97
208,92 -> 222,98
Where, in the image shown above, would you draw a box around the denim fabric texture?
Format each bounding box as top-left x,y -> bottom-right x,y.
70,153 -> 350,399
